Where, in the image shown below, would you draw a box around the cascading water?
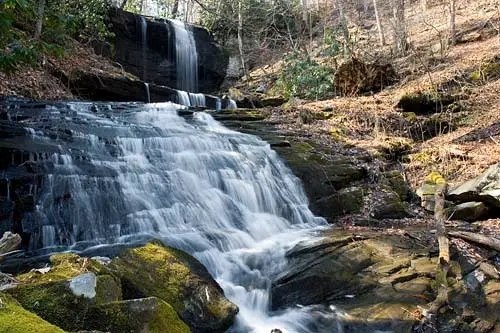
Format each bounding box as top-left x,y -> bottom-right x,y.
144,82 -> 150,103
170,19 -> 198,92
6,101 -> 343,332
177,90 -> 191,106
228,99 -> 238,109
189,92 -> 206,107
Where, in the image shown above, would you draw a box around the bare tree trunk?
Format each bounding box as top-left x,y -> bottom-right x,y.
237,0 -> 247,78
172,0 -> 179,18
421,0 -> 427,10
120,0 -> 128,9
34,0 -> 46,40
392,0 -> 408,56
337,0 -> 350,57
449,0 -> 456,45
373,0 -> 385,46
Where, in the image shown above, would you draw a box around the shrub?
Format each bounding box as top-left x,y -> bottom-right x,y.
275,54 -> 334,100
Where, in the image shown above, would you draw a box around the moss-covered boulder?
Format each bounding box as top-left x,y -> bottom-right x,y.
108,241 -> 238,333
0,293 -> 65,333
87,297 -> 190,333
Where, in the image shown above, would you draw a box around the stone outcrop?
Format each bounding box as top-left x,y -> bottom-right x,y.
4,241 -> 237,333
108,241 -> 239,333
417,164 -> 500,221
103,9 -> 228,93
270,229 -> 500,333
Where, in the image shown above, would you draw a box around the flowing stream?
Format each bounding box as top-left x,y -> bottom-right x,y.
5,100 -> 345,332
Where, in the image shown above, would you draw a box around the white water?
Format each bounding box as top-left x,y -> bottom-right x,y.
144,82 -> 151,103
189,92 -> 206,107
177,90 -> 191,106
228,99 -> 238,109
19,102 -> 343,332
170,19 -> 198,92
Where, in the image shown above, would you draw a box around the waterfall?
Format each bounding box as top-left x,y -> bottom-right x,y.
228,99 -> 238,110
170,19 -> 198,92
189,93 -> 206,107
177,90 -> 191,106
139,17 -> 148,81
8,101 -> 340,332
144,82 -> 150,103
216,97 -> 222,111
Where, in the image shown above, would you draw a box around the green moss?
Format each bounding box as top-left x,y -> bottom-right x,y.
109,242 -> 191,312
470,61 -> 500,82
0,293 -> 66,333
86,298 -> 190,333
96,275 -> 122,305
17,253 -> 105,285
7,281 -> 92,331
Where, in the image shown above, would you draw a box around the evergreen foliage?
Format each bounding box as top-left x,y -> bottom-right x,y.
0,0 -> 112,74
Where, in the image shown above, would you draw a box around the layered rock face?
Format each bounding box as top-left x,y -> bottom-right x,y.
104,9 -> 228,93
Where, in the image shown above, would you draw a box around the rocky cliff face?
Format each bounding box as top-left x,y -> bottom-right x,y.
103,9 -> 228,93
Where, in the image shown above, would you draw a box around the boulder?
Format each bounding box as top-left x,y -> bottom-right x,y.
448,202 -> 489,222
87,297 -> 190,333
0,232 -> 21,255
0,292 -> 65,333
7,250 -> 191,333
271,230 -> 435,332
448,163 -> 500,208
108,241 -> 238,333
367,188 -> 411,219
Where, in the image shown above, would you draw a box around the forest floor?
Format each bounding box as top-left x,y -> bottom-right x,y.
239,0 -> 500,191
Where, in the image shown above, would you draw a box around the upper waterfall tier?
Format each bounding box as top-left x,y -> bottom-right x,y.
102,9 -> 228,93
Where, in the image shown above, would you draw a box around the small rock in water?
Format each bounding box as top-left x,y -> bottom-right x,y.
271,329 -> 283,333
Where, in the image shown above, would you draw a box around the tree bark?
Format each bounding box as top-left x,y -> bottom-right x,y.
337,0 -> 350,57
449,0 -> 456,45
392,0 -> 408,56
172,0 -> 179,18
237,0 -> 247,78
373,0 -> 385,46
33,0 -> 46,40
449,231 -> 500,252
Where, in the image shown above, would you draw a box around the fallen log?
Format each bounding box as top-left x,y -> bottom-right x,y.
449,231 -> 500,252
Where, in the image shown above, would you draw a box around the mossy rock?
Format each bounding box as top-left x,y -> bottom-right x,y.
0,292 -> 66,333
108,241 -> 238,332
87,297 -> 190,333
397,91 -> 459,115
7,279 -> 94,331
16,253 -> 107,285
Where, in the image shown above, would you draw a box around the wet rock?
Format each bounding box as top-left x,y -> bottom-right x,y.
109,241 -> 238,333
105,9 -> 228,93
271,230 -> 435,332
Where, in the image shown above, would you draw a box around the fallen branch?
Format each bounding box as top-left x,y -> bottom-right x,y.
449,231 -> 500,252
